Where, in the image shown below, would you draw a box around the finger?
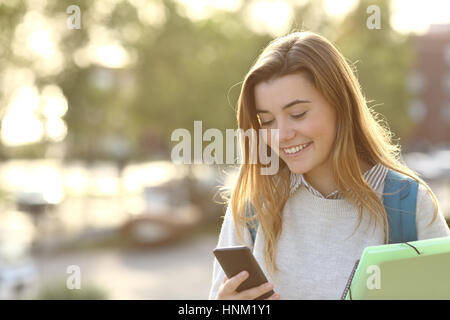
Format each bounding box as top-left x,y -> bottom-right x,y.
236,282 -> 274,300
221,275 -> 227,284
265,292 -> 280,300
223,271 -> 248,294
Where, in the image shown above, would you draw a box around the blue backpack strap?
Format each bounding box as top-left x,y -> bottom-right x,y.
382,169 -> 418,244
246,202 -> 258,243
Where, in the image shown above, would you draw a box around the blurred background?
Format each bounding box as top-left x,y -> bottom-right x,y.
0,0 -> 449,299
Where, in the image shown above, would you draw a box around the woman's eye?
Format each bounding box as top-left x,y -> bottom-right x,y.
260,120 -> 274,126
291,112 -> 307,119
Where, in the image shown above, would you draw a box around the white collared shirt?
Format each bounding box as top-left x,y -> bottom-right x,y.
289,162 -> 388,198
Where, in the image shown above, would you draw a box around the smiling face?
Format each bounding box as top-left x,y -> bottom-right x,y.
254,72 -> 337,178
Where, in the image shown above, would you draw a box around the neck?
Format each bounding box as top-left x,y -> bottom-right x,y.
304,159 -> 373,197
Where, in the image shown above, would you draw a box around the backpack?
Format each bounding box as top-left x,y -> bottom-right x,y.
246,169 -> 419,244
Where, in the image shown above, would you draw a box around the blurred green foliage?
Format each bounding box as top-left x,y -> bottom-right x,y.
0,0 -> 413,162
335,0 -> 414,145
34,280 -> 109,299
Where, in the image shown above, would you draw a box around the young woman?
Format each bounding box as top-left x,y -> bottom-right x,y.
208,31 -> 450,300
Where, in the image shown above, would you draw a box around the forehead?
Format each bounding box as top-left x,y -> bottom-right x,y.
254,73 -> 314,111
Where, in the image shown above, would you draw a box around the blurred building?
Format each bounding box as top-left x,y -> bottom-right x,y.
406,24 -> 450,152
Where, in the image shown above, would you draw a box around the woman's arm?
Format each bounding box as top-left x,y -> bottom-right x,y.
208,204 -> 254,299
416,184 -> 450,240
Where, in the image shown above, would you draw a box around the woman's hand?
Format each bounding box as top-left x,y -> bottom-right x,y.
215,271 -> 280,300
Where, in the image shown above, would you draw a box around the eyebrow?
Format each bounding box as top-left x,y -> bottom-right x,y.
256,99 -> 311,113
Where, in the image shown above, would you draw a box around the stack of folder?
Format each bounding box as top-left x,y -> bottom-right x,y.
342,236 -> 450,300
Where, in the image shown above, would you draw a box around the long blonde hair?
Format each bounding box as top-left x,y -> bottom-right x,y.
222,31 -> 439,279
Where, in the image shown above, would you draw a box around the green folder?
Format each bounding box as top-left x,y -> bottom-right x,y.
342,236 -> 450,300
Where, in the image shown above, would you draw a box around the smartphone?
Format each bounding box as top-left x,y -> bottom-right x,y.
213,245 -> 275,300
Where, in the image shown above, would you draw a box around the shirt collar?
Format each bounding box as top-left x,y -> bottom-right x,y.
289,162 -> 388,198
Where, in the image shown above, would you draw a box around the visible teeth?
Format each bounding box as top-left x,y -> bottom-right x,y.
284,143 -> 309,154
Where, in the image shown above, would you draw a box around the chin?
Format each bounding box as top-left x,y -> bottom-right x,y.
286,163 -> 310,175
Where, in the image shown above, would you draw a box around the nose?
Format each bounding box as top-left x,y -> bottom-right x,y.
277,121 -> 295,144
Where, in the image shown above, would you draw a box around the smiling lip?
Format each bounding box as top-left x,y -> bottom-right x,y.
281,142 -> 311,149
282,142 -> 313,156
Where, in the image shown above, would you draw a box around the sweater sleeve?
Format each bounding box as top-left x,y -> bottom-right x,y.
207,204 -> 254,300
416,183 -> 450,240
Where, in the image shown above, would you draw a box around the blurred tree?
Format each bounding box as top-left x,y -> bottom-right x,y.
333,0 -> 413,144
50,0 -> 274,162
0,0 -> 414,163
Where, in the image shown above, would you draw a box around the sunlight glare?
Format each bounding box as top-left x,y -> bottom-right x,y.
246,0 -> 293,36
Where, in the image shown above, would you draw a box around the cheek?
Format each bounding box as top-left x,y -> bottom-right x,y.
304,115 -> 336,148
301,119 -> 322,140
